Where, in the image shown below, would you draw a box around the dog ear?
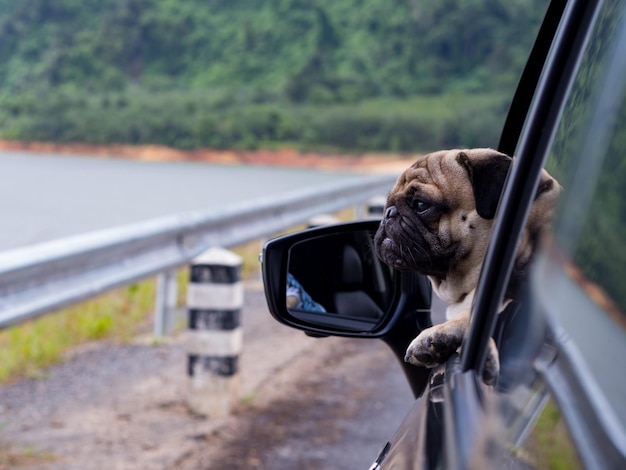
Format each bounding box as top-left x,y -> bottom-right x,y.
457,150 -> 512,220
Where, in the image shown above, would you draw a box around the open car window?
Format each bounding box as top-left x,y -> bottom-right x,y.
534,0 -> 626,433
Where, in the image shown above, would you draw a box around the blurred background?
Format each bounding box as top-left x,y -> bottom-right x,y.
0,0 -> 545,153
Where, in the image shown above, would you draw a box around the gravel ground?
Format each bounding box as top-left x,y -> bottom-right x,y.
0,281 -> 414,469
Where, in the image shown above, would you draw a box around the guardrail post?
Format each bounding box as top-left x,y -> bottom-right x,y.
185,247 -> 243,417
154,269 -> 178,337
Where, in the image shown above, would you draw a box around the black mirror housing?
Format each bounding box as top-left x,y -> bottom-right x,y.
261,220 -> 432,338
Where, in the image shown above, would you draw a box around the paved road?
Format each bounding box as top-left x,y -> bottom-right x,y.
0,282 -> 422,469
0,151 -> 363,252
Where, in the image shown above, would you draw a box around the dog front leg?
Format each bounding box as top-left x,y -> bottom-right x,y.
405,310 -> 469,367
405,311 -> 500,385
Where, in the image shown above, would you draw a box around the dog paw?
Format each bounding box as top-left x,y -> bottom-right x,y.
405,318 -> 500,387
404,324 -> 464,367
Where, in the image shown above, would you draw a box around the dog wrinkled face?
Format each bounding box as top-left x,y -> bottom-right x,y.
375,181 -> 458,276
374,149 -> 512,298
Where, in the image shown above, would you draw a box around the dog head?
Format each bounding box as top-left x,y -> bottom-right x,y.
374,148 -> 560,304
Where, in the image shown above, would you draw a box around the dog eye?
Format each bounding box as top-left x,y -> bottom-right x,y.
414,200 -> 431,213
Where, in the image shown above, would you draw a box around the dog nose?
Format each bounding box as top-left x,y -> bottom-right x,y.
385,206 -> 398,220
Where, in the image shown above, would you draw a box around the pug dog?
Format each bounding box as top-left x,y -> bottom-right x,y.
374,148 -> 560,384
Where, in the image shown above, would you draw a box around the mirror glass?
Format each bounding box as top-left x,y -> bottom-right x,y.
286,228 -> 394,330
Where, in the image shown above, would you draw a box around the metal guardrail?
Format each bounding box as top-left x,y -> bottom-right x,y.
0,173 -> 397,329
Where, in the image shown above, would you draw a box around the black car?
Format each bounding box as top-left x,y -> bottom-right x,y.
261,0 -> 626,468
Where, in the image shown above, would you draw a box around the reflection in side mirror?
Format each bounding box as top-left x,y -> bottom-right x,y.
286,229 -> 394,330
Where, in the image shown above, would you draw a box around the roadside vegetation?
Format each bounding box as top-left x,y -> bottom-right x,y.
526,400 -> 583,470
0,442 -> 57,468
0,91 -> 510,153
0,276 -> 160,383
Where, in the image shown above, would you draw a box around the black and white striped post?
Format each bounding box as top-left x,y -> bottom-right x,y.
186,247 -> 243,417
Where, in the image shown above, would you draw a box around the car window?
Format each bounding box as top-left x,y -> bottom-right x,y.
535,0 -> 626,430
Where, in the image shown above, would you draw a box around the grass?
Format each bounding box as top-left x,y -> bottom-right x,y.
0,277 -> 158,383
524,399 -> 583,469
0,441 -> 58,468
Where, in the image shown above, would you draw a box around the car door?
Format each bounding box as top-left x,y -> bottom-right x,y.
409,0 -> 626,468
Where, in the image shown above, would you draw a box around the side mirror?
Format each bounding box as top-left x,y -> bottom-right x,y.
261,220 -> 432,337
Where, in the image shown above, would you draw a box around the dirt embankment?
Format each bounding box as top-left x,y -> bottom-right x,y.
0,140 -> 416,174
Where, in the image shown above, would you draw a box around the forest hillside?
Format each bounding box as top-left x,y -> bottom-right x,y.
0,0 -> 546,153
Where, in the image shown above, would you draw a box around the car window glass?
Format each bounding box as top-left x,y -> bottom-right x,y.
535,0 -> 626,430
